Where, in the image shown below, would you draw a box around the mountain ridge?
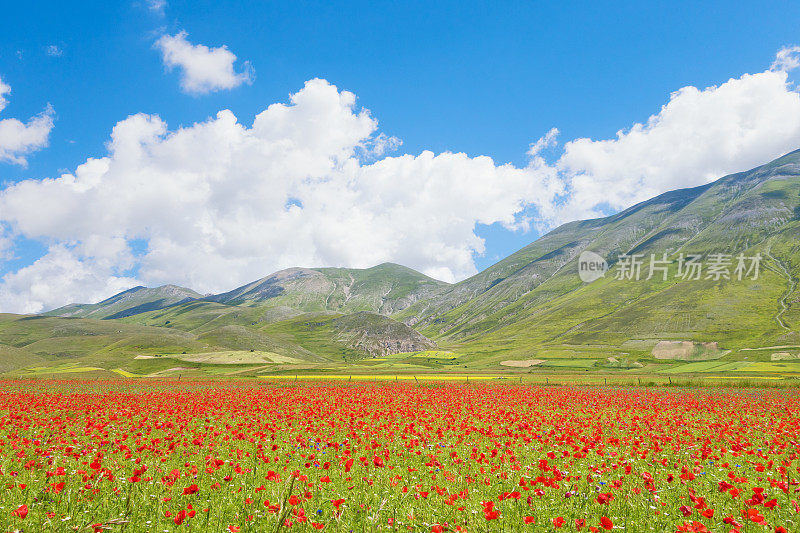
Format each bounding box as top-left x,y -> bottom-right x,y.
43,262 -> 450,320
44,284 -> 203,320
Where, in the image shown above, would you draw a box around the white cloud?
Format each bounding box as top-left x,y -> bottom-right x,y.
528,127 -> 559,158
3,47 -> 800,313
554,68 -> 800,221
45,45 -> 63,57
0,77 -> 54,166
146,0 -> 166,14
772,45 -> 800,72
0,79 -> 562,311
0,245 -> 138,315
0,78 -> 9,113
154,31 -> 253,94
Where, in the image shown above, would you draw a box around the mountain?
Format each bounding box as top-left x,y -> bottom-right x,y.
208,263 -> 449,314
14,263 -> 447,374
44,285 -> 202,320
330,312 -> 437,357
5,149 -> 800,378
44,263 -> 448,323
397,149 -> 800,359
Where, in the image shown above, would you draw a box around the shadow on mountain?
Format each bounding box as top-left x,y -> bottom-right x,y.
104,298 -> 195,320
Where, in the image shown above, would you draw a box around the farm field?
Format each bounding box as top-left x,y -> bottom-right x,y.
0,381 -> 798,532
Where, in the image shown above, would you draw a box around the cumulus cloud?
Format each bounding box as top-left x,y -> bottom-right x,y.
0,79 -> 563,311
554,68 -> 800,220
0,77 -> 54,166
154,31 -> 253,94
4,47 -> 800,313
0,245 -> 138,315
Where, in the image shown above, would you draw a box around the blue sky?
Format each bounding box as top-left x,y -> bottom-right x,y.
2,1 -> 800,312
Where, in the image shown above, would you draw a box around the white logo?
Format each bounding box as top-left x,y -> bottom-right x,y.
578,250 -> 608,283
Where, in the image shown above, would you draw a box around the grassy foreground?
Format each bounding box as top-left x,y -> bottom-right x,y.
0,380 -> 798,532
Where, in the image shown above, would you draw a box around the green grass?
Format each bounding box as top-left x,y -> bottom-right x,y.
399,350 -> 457,359
541,358 -> 599,368
22,363 -> 105,375
110,368 -> 144,378
659,361 -> 729,374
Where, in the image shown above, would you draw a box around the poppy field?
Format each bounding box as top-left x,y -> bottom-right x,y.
0,381 -> 799,532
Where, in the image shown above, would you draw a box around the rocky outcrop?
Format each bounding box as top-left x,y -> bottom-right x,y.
331,312 -> 436,357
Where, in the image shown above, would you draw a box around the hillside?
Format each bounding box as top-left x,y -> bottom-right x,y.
44,285 -> 202,320
0,308 -> 440,378
42,263 -> 449,324
207,263 -> 449,314
397,149 -> 800,364
331,312 -> 437,357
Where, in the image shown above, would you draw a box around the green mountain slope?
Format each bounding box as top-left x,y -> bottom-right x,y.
44,285 -> 202,320
22,263 -> 447,372
44,262 -> 448,328
207,263 -> 449,314
0,312 -> 332,377
330,312 -> 437,356
398,149 -> 800,361
105,263 -> 446,362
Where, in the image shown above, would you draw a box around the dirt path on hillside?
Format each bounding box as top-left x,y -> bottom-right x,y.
765,243 -> 796,331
